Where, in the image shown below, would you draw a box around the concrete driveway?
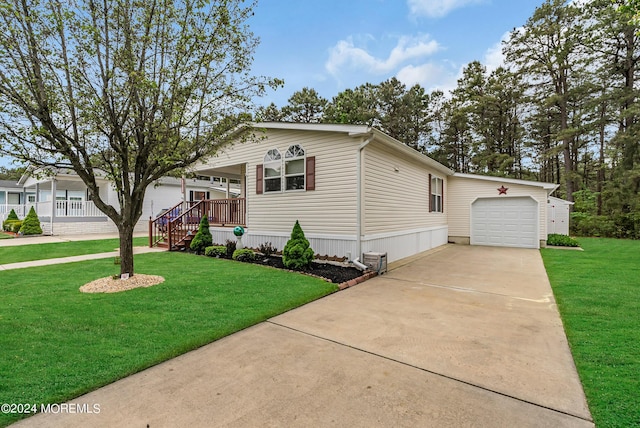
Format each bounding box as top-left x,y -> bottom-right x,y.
15,245 -> 593,427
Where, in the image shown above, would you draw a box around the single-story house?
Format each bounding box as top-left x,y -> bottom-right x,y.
171,122 -> 562,263
9,168 -> 240,235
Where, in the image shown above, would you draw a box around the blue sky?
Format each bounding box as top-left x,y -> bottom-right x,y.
249,0 -> 544,107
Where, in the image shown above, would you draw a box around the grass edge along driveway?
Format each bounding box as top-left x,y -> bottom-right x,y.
541,238 -> 640,428
0,252 -> 338,427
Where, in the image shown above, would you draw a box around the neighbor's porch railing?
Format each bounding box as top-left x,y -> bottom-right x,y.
54,200 -> 104,217
0,201 -> 105,221
0,204 -> 27,222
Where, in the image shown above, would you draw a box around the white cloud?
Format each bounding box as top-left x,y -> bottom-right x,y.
397,63 -> 444,87
325,34 -> 440,77
407,0 -> 484,18
397,62 -> 460,94
483,28 -> 523,72
483,33 -> 509,72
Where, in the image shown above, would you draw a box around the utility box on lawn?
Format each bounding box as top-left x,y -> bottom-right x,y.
363,252 -> 388,274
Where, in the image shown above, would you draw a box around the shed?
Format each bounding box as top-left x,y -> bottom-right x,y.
547,196 -> 573,236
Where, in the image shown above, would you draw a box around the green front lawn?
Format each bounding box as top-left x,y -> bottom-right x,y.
0,252 -> 337,427
0,237 -> 148,264
541,238 -> 640,428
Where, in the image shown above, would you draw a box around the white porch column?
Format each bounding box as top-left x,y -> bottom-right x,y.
50,177 -> 56,235
35,182 -> 40,214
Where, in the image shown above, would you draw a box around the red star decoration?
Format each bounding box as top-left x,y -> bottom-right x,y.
498,185 -> 508,195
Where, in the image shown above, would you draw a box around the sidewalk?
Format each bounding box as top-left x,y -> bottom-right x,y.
0,232 -> 164,271
0,232 -> 147,247
0,247 -> 165,271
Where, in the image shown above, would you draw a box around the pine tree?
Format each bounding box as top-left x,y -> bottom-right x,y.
282,220 -> 314,270
19,207 -> 42,235
190,216 -> 213,255
6,209 -> 18,221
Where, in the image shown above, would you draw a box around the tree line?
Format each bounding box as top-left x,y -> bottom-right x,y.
257,0 -> 640,238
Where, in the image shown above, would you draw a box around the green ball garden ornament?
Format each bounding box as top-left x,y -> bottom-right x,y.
233,226 -> 245,237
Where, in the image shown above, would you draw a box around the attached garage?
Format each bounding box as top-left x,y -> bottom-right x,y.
471,197 -> 539,249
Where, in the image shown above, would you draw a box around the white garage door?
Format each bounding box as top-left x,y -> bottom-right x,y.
471,197 -> 539,249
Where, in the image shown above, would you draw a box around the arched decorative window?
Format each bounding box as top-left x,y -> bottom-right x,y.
284,145 -> 305,191
263,149 -> 282,192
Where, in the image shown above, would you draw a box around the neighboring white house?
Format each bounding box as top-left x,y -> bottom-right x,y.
547,196 -> 573,236
187,122 -> 562,262
10,168 -> 240,235
0,180 -> 34,221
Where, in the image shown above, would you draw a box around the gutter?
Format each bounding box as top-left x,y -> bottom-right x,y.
356,134 -> 374,261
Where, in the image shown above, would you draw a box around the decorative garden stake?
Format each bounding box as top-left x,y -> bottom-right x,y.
234,226 -> 245,250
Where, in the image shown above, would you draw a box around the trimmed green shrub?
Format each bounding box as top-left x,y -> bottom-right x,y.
205,245 -> 227,258
3,209 -> 20,231
547,234 -> 579,247
19,207 -> 42,235
9,220 -> 23,233
282,220 -> 314,270
3,219 -> 18,232
232,248 -> 255,262
190,215 -> 213,254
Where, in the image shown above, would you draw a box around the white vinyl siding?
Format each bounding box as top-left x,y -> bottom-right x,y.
363,141 -> 447,235
447,175 -> 548,242
202,129 -> 359,236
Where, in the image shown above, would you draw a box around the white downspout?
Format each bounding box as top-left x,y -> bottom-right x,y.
356,135 -> 374,261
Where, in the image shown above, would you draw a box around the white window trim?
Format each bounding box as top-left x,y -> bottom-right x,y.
263,148 -> 283,193
284,144 -> 306,192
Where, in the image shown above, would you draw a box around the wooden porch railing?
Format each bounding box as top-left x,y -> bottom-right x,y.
149,198 -> 246,250
148,201 -> 185,248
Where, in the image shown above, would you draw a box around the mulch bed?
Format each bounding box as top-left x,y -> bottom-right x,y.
250,254 -> 364,284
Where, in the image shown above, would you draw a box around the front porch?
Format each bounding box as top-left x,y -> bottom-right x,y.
149,198 -> 246,250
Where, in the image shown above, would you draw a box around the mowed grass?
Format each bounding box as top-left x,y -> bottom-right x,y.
541,238 -> 640,428
0,252 -> 337,426
0,236 -> 148,264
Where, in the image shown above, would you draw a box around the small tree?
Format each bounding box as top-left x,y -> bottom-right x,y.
6,209 -> 18,221
282,221 -> 314,270
19,207 -> 42,235
190,216 -> 213,255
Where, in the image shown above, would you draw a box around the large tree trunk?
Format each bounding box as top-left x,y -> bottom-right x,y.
118,220 -> 136,278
